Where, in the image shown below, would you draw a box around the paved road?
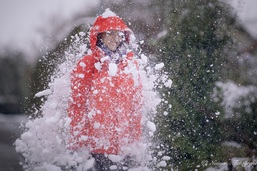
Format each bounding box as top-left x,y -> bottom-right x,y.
0,114 -> 27,171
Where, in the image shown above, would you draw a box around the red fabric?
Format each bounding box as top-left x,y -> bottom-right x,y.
68,15 -> 143,155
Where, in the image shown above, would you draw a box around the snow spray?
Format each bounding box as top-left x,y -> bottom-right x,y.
15,30 -> 172,171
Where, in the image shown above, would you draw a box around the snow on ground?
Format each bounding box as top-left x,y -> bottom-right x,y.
213,81 -> 257,117
205,157 -> 256,171
227,0 -> 257,39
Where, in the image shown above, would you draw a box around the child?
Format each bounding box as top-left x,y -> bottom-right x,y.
68,9 -> 143,170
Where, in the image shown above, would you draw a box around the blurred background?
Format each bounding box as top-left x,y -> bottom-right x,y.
0,0 -> 257,170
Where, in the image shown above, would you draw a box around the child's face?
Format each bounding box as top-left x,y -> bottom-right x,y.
102,30 -> 125,51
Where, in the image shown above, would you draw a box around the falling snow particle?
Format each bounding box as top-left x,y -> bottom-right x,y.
157,161 -> 167,167
110,165 -> 118,170
147,121 -> 156,132
35,89 -> 52,97
108,154 -> 123,163
154,63 -> 164,70
108,63 -> 118,76
162,156 -> 171,161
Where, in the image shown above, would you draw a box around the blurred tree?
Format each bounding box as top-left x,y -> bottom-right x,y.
215,52 -> 257,169
213,80 -> 257,170
0,52 -> 32,114
155,0 -> 237,169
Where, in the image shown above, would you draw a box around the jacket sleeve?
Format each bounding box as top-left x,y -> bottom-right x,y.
68,56 -> 94,149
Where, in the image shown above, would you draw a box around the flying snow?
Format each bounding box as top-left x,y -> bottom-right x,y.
15,23 -> 173,171
34,89 -> 52,97
102,8 -> 117,18
108,63 -> 118,76
154,62 -> 164,70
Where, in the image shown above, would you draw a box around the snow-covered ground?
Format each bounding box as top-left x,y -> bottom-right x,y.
228,0 -> 257,39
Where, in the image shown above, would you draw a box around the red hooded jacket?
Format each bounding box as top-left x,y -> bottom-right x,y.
68,13 -> 143,155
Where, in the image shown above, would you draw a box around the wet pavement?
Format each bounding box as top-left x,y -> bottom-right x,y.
0,114 -> 27,171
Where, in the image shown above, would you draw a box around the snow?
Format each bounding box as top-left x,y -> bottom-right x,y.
157,30 -> 168,39
102,8 -> 117,18
154,63 -> 164,70
146,121 -> 156,132
93,122 -> 100,129
15,33 -> 91,171
213,81 -> 257,117
128,167 -> 150,171
156,161 -> 167,167
110,165 -> 118,170
82,158 -> 95,170
79,61 -> 86,68
163,111 -> 168,116
100,56 -> 110,62
205,157 -> 256,171
222,141 -> 242,148
94,62 -> 102,71
34,89 -> 52,97
108,63 -> 118,76
162,156 -> 171,161
140,54 -> 148,65
108,154 -> 123,163
205,164 -> 228,171
14,15 -> 172,170
164,79 -> 172,88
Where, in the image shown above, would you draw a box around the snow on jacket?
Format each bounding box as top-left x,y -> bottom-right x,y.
68,11 -> 143,155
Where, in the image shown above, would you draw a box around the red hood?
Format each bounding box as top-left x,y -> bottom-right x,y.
89,14 -> 132,53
